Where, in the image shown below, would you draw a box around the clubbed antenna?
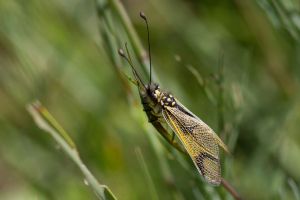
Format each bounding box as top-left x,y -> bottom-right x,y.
140,11 -> 152,84
118,46 -> 146,89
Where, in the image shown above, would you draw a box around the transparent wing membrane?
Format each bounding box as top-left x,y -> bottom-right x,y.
162,106 -> 222,185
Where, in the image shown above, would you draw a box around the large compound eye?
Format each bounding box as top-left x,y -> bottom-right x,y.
153,91 -> 157,98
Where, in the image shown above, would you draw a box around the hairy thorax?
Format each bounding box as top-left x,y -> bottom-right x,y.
139,83 -> 177,120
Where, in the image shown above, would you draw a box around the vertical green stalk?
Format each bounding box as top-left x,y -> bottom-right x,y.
135,147 -> 159,200
27,101 -> 117,200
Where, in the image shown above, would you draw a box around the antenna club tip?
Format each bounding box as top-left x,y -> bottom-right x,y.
118,48 -> 125,57
139,11 -> 146,20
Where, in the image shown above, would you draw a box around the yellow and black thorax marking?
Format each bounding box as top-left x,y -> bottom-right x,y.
152,88 -> 176,108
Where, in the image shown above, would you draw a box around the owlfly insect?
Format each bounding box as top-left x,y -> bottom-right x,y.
118,12 -> 229,185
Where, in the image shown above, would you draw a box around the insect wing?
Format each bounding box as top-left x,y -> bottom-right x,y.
162,106 -> 221,185
175,99 -> 230,154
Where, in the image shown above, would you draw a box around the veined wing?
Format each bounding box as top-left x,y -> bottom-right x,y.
162,105 -> 222,185
175,99 -> 230,154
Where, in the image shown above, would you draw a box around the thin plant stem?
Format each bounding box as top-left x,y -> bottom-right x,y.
234,0 -> 297,97
221,178 -> 242,200
186,65 -> 217,106
135,147 -> 159,200
107,0 -> 148,69
288,178 -> 300,200
27,101 -> 117,200
104,0 -> 156,81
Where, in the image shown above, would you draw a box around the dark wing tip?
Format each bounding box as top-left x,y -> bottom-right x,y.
195,152 -> 221,185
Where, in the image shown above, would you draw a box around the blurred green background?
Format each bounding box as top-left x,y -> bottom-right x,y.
1,0 -> 300,199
